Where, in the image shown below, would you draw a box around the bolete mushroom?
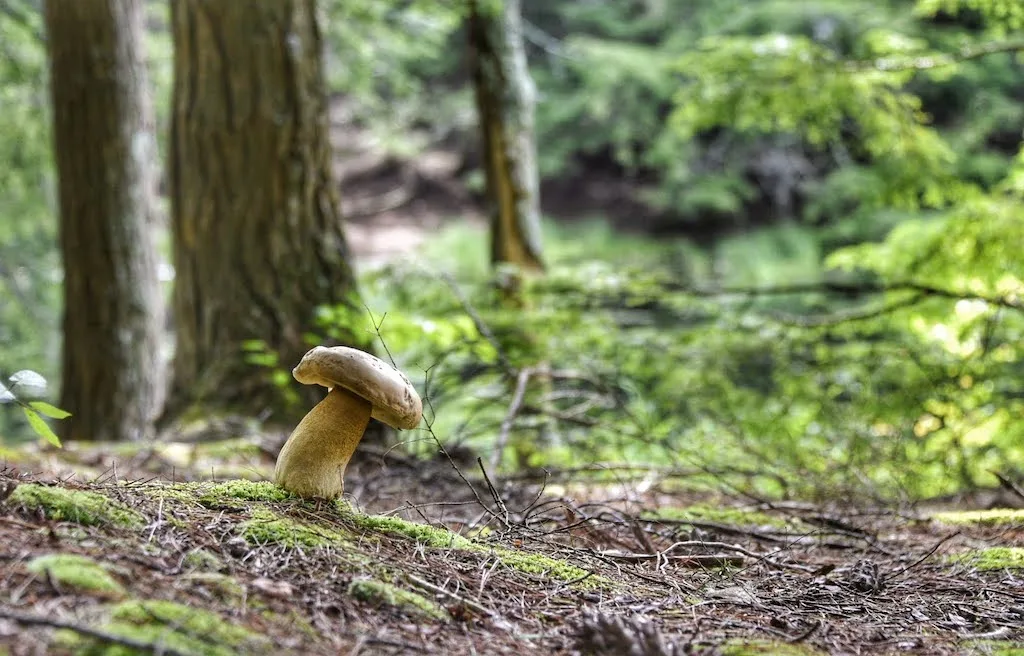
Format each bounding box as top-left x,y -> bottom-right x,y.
273,346 -> 422,499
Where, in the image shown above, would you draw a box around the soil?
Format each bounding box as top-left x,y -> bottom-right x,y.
1,439 -> 1022,656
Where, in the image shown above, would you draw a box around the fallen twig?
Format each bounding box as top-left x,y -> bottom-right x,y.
405,573 -> 498,619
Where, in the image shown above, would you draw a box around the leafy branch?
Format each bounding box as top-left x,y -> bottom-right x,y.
0,370 -> 68,447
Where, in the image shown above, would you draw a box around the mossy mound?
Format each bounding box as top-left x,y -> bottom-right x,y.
155,480 -> 292,510
967,641 -> 1024,655
7,484 -> 144,528
62,599 -> 270,656
348,579 -> 450,620
238,507 -> 350,548
932,509 -> 1024,526
950,547 -> 1024,571
344,506 -> 604,587
181,547 -> 226,572
26,554 -> 125,598
180,572 -> 246,604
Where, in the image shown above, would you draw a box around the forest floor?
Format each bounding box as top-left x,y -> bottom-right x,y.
0,437 -> 1022,656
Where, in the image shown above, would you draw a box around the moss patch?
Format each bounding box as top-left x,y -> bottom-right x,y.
151,480 -> 291,510
239,508 -> 349,548
348,579 -> 449,621
348,510 -> 604,586
351,512 -> 474,549
26,554 -> 125,598
721,640 -> 823,655
932,509 -> 1024,527
182,547 -> 225,572
181,572 -> 246,604
488,546 -> 595,584
645,504 -> 797,529
967,641 -> 1024,655
7,484 -> 144,528
63,599 -> 269,656
950,547 -> 1024,571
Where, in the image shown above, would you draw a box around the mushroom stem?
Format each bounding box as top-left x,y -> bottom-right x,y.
273,386 -> 372,499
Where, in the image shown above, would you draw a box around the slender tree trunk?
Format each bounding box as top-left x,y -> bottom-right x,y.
165,0 -> 365,425
45,0 -> 163,442
468,0 -> 545,273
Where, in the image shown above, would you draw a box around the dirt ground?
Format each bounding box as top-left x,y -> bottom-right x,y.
1,438 -> 1022,656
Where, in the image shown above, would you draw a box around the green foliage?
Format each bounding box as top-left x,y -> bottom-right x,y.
0,369 -> 70,447
916,0 -> 1024,30
0,2 -> 60,435
671,33 -> 961,209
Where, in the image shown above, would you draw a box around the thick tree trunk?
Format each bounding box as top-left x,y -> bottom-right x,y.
468,0 -> 545,273
45,0 -> 163,442
165,0 -> 365,424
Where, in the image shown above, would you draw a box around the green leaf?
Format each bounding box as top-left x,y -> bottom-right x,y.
29,401 -> 71,419
23,408 -> 62,448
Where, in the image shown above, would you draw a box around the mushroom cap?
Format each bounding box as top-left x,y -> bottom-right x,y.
292,346 -> 422,430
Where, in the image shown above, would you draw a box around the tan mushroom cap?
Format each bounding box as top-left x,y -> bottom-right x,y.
292,346 -> 422,430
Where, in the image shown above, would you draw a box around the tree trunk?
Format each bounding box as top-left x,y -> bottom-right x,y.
165,0 -> 365,425
45,0 -> 163,442
468,0 -> 545,274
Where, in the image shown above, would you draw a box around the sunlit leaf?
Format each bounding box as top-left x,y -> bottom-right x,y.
28,401 -> 71,419
22,408 -> 62,448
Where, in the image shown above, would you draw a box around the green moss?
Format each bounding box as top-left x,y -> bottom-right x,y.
645,504 -> 796,529
182,547 -> 225,572
933,509 -> 1024,526
7,484 -> 144,529
950,547 -> 1024,571
348,579 -> 449,621
152,480 -> 291,510
239,508 -> 349,548
65,599 -> 270,656
180,572 -> 245,603
721,640 -> 822,655
488,546 -> 601,585
201,480 -> 291,504
351,512 -> 474,549
348,509 -> 605,587
968,641 -> 1024,655
26,554 -> 125,598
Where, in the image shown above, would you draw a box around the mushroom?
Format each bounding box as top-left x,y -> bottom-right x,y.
273,346 -> 422,499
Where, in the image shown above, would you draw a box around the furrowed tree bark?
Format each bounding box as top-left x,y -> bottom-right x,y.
165,0 -> 366,425
45,0 -> 163,442
468,0 -> 545,274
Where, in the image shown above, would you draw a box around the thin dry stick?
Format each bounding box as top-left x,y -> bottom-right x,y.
0,608 -> 193,656
405,574 -> 498,619
439,272 -> 515,375
889,531 -> 961,579
491,366 -> 534,471
476,457 -> 511,525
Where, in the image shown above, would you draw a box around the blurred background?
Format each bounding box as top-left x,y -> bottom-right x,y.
1,0 -> 1022,504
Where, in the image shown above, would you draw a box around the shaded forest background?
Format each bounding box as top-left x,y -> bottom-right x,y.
2,0 -> 1023,502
